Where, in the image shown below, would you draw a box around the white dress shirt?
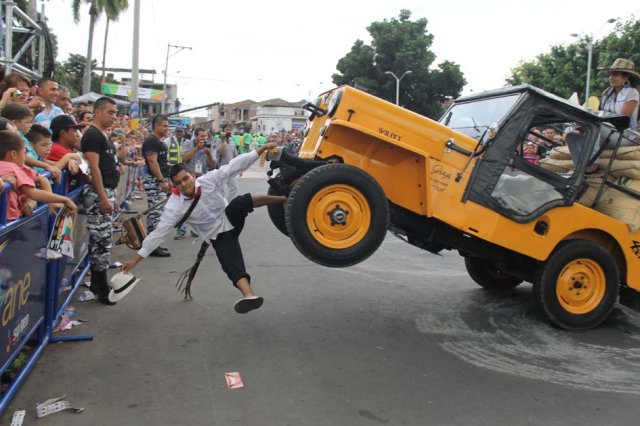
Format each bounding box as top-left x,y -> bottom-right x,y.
138,150 -> 259,258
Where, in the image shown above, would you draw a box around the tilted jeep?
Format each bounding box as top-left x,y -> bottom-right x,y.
266,84 -> 640,330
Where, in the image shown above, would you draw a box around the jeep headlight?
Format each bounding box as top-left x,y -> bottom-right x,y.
327,88 -> 344,117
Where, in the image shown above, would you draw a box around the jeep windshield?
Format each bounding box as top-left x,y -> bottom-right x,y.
441,94 -> 521,139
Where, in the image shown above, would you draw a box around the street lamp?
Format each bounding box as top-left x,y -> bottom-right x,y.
385,70 -> 412,105
570,18 -> 616,107
161,44 -> 192,114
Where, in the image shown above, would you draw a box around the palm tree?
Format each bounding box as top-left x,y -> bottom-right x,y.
72,0 -> 129,94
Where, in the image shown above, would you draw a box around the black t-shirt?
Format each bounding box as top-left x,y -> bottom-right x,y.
81,126 -> 120,189
142,135 -> 170,178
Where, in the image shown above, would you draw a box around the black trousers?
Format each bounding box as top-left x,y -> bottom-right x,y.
210,193 -> 254,287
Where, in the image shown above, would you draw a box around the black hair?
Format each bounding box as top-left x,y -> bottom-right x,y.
0,102 -> 33,121
94,96 -> 116,111
151,114 -> 169,129
0,130 -> 24,159
25,124 -> 52,144
0,117 -> 12,131
36,77 -> 56,88
194,127 -> 206,136
169,163 -> 189,180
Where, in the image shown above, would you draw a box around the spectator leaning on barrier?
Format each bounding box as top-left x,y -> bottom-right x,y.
0,130 -> 76,222
48,115 -> 88,178
1,102 -> 62,180
142,114 -> 172,257
81,96 -> 120,306
32,77 -> 63,129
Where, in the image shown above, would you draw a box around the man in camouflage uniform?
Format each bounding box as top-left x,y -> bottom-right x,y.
142,115 -> 172,257
81,97 -> 119,305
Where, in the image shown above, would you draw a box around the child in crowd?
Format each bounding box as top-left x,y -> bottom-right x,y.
1,102 -> 61,180
0,130 -> 76,221
26,124 -> 84,176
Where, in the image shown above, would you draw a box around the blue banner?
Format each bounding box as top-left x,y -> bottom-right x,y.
0,212 -> 48,371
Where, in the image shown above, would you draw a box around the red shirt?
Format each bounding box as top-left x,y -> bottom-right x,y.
47,142 -> 73,162
0,161 -> 38,221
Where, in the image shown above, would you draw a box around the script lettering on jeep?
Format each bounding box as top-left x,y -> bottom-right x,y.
631,240 -> 640,259
430,164 -> 451,193
378,127 -> 402,142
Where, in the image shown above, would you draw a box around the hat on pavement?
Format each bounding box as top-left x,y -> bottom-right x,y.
108,271 -> 141,303
50,114 -> 84,141
599,58 -> 640,82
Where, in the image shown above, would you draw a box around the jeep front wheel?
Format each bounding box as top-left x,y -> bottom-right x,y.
464,257 -> 522,290
533,240 -> 619,330
285,164 -> 389,267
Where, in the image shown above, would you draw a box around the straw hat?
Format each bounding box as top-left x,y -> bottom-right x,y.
599,58 -> 640,81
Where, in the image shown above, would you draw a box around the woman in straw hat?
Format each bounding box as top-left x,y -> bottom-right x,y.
599,58 -> 639,131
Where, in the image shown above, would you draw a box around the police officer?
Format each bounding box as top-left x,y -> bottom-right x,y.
166,126 -> 187,165
81,97 -> 119,305
142,114 -> 172,257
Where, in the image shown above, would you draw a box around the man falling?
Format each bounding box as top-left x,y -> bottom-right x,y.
122,142 -> 285,313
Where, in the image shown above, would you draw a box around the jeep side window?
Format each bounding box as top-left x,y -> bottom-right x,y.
490,112 -> 591,217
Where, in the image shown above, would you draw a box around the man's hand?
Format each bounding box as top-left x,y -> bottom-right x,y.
257,142 -> 277,155
160,181 -> 170,193
122,254 -> 143,273
99,198 -> 114,215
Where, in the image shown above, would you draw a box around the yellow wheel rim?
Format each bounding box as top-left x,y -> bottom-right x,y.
556,258 -> 606,315
306,184 -> 371,249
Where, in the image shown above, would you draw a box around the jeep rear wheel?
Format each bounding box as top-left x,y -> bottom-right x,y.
464,257 -> 522,290
286,164 -> 389,267
267,185 -> 288,236
533,240 -> 619,330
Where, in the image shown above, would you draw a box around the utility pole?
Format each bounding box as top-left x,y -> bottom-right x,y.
130,0 -> 140,130
161,43 -> 191,114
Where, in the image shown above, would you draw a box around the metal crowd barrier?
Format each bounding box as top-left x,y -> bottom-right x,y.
0,165 -> 140,415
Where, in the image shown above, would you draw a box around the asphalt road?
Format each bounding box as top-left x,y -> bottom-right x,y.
3,175 -> 640,426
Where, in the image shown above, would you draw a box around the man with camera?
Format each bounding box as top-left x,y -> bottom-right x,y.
181,127 -> 216,178
214,132 -> 239,200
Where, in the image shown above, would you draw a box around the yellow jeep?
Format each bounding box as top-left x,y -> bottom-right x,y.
266,84 -> 640,330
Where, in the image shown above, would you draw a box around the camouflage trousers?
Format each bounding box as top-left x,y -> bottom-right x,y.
142,175 -> 168,233
82,186 -> 116,272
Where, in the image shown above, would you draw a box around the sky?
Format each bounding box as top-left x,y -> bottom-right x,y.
43,0 -> 635,116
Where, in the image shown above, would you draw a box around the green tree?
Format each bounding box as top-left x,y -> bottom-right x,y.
53,53 -> 105,97
332,10 -> 466,118
72,0 -> 129,94
507,17 -> 639,102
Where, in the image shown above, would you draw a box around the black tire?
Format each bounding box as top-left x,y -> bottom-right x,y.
533,240 -> 619,330
267,185 -> 288,236
285,164 -> 389,267
464,257 -> 522,290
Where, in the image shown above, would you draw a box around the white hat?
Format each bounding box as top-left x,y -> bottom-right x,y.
108,271 -> 141,303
